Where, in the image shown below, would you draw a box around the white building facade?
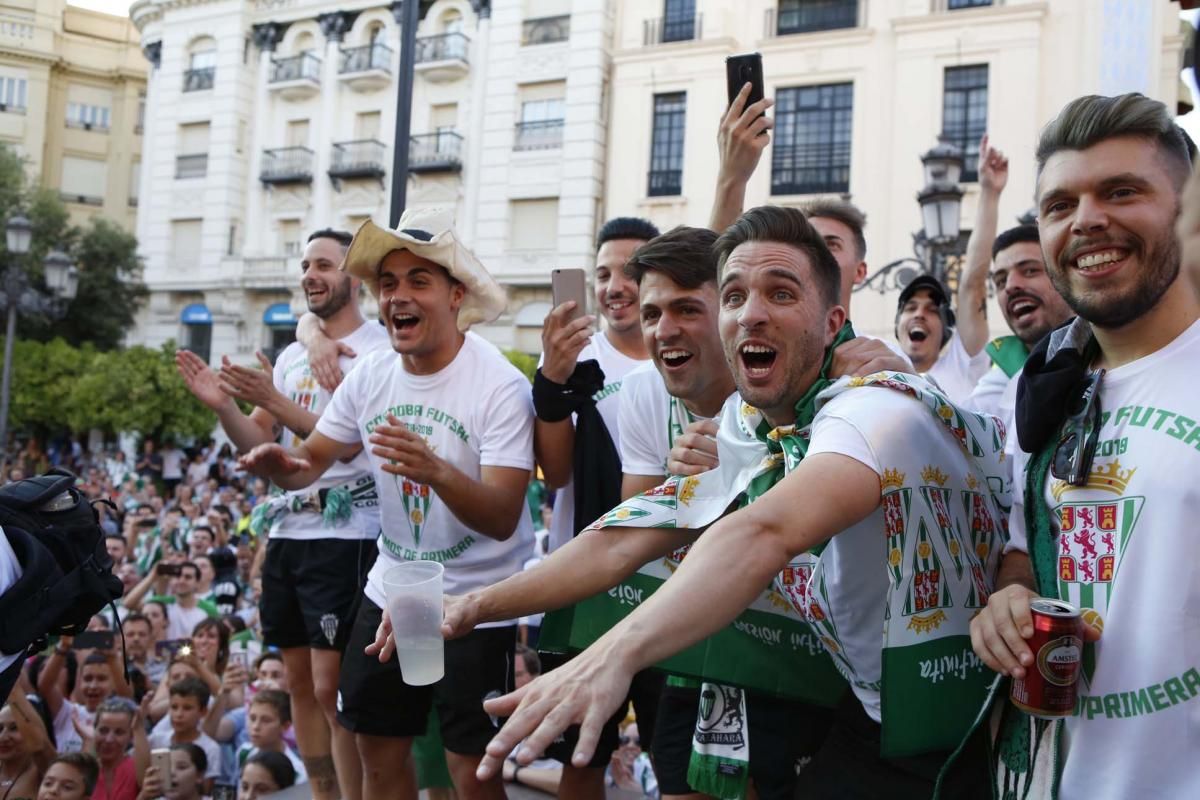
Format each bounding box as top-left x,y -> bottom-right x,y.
605,0 -> 1189,341
129,0 -> 611,362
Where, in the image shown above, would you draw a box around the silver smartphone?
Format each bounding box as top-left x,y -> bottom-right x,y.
150,748 -> 172,790
551,268 -> 588,324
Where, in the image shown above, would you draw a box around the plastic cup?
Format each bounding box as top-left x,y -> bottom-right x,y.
381,560 -> 445,686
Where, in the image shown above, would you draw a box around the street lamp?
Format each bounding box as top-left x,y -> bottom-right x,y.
856,136 -> 970,294
0,217 -> 78,461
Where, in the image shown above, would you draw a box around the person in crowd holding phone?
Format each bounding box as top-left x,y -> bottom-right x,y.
529,217 -> 662,800
120,615 -> 167,696
148,680 -> 220,785
38,642 -> 130,755
123,564 -> 217,642
239,208 -> 533,800
177,228 -> 388,800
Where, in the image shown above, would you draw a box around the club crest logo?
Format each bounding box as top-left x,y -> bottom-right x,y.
320,613 -> 338,646
400,478 -> 432,547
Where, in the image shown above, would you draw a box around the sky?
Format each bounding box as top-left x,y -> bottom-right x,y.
71,0 -> 1200,140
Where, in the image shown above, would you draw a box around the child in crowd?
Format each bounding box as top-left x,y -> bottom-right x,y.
236,752 -> 293,800
38,754 -> 99,800
38,644 -> 128,754
147,680 -> 220,784
235,692 -> 304,785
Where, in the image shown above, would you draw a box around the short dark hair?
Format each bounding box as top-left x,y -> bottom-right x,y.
254,651 -> 284,672
244,750 -> 297,790
122,613 -> 152,632
623,226 -> 719,289
49,753 -> 100,795
178,561 -> 201,580
307,228 -> 353,248
1036,93 -> 1193,189
514,643 -> 541,677
596,217 -> 660,251
82,653 -> 110,669
169,676 -> 211,708
992,225 -> 1042,260
250,689 -> 292,724
172,743 -> 208,775
714,206 -> 842,307
799,198 -> 868,260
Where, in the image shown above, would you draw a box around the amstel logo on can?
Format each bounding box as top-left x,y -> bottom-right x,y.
1036,635 -> 1083,687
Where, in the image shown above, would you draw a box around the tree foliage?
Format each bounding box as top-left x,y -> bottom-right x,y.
0,145 -> 148,351
503,349 -> 537,383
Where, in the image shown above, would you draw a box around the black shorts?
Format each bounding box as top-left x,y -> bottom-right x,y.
538,652 -> 664,770
336,598 -> 515,754
260,537 -> 377,650
653,683 -> 834,800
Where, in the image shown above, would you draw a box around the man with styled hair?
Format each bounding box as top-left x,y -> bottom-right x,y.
176,226 -> 387,800
448,205 -> 1007,798
966,92 -> 1199,798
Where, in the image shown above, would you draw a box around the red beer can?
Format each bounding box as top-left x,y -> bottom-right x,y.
1009,599 -> 1084,718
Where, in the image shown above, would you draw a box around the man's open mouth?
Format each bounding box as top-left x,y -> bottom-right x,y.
1007,296 -> 1041,321
391,312 -> 419,331
908,325 -> 929,343
739,343 -> 777,376
660,348 -> 693,368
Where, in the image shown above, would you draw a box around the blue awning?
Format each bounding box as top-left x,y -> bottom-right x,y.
263,302 -> 297,326
181,303 -> 212,324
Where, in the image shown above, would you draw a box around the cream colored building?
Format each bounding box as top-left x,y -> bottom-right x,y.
606,0 -> 1189,340
0,0 -> 145,231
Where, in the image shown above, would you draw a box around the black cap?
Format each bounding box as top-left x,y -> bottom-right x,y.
897,274 -> 951,310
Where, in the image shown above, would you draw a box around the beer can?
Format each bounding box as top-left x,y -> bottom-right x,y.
1009,599 -> 1084,718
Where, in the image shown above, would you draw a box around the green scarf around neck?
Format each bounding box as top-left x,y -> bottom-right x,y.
985,336 -> 1030,379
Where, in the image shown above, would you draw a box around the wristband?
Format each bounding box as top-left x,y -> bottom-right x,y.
532,369 -> 577,422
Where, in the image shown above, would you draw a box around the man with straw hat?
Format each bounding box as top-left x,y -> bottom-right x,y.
239,207 -> 535,800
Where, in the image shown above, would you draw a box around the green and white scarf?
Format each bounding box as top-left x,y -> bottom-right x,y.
986,335 -> 1030,379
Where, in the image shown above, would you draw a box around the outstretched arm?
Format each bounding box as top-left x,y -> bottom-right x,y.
709,82 -> 774,232
476,452 -> 880,776
957,135 -> 1008,357
237,431 -> 360,491
218,352 -> 322,442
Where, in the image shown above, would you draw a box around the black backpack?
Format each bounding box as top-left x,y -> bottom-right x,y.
0,468 -> 124,655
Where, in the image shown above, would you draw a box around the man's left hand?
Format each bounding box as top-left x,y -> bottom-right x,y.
219,353 -> 278,409
477,643 -> 633,779
369,415 -> 447,485
830,337 -> 910,378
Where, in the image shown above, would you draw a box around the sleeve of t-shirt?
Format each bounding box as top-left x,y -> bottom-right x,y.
1005,448 -> 1031,554
314,356 -> 367,445
478,374 -> 535,471
618,372 -> 665,477
947,332 -> 992,388
806,388 -> 945,476
966,365 -> 1007,417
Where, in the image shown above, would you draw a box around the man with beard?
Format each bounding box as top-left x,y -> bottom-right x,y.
240,208 -> 533,800
967,93 -> 1200,798
948,136 -> 1076,442
176,228 -> 387,800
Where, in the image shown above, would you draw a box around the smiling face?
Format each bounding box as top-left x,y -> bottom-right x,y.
0,706 -> 26,759
896,289 -> 946,371
718,241 -> 844,427
1037,135 -> 1182,329
255,658 -> 286,691
595,239 -> 645,335
79,663 -> 113,710
94,711 -> 133,765
990,241 -> 1075,346
191,624 -> 219,665
376,250 -> 465,358
639,271 -> 726,404
301,236 -> 354,319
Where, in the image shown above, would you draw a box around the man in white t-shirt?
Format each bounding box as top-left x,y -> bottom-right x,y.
462,206 -> 1004,799
177,228 -> 386,800
239,208 -> 532,800
161,442 -> 186,496
895,276 -> 990,404
967,94 -> 1200,799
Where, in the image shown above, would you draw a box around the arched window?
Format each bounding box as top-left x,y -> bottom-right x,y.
442,10 -> 463,35
293,30 -> 316,55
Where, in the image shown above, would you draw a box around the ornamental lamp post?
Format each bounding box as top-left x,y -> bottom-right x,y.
0,219 -> 77,461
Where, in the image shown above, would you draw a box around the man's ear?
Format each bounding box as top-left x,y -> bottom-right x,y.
825,304 -> 847,344
853,261 -> 867,286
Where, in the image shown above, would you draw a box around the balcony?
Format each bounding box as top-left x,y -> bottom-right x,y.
183,67 -> 215,92
329,139 -> 387,183
414,33 -> 468,83
643,13 -> 702,45
269,53 -> 321,101
260,147 -> 314,186
766,0 -> 857,37
339,43 -> 392,93
0,102 -> 25,115
59,192 -> 103,206
175,154 -> 208,179
409,132 -> 462,173
242,256 -> 292,289
647,169 -> 682,197
521,15 -> 570,45
65,118 -> 109,133
514,119 -> 563,151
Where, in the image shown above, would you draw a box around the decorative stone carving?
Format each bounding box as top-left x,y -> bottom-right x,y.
318,12 -> 351,43
251,22 -> 286,52
142,40 -> 162,68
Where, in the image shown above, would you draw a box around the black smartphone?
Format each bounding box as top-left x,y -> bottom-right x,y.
74,630 -> 115,650
156,562 -> 182,577
726,52 -> 764,110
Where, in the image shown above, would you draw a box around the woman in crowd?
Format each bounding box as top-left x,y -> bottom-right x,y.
0,686 -> 57,800
187,624 -> 228,701
89,699 -> 148,800
236,752 -> 292,800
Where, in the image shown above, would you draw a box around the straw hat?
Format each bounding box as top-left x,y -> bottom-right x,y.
341,207 -> 507,331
